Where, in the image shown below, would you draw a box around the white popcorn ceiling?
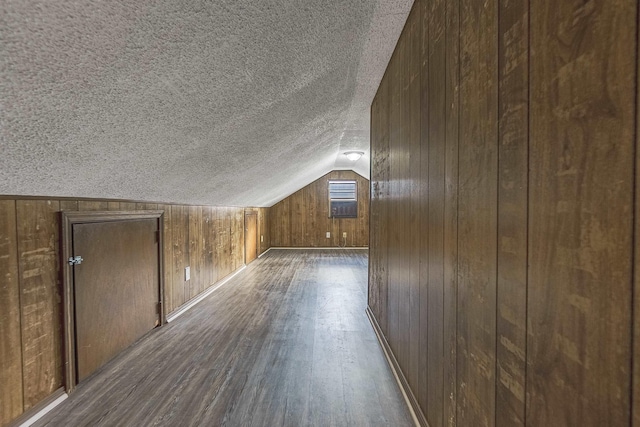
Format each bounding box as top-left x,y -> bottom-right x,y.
0,0 -> 413,207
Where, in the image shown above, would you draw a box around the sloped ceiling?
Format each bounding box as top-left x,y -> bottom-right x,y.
1,0 -> 413,207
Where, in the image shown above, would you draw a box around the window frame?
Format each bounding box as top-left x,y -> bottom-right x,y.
328,179 -> 358,218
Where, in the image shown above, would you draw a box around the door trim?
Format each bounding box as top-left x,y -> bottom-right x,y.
61,210 -> 164,393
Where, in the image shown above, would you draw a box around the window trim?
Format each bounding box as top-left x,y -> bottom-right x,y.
328,179 -> 358,218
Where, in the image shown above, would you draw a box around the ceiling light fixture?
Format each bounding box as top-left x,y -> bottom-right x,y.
344,151 -> 364,161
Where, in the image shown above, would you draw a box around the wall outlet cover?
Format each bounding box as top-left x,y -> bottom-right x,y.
261,235 -> 264,242
185,266 -> 190,281
342,232 -> 347,238
326,232 -> 331,238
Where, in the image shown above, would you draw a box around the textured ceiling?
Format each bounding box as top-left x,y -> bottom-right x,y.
1,0 -> 413,207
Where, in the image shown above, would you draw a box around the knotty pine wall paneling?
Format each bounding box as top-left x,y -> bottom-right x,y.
269,170 -> 369,247
0,198 -> 251,426
367,0 -> 639,426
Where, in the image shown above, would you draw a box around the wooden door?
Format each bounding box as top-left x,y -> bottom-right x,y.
245,211 -> 258,264
72,219 -> 160,381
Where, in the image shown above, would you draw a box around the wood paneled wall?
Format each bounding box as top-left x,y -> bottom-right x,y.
269,171 -> 369,247
368,0 -> 638,426
0,198 -> 254,426
255,207 -> 271,255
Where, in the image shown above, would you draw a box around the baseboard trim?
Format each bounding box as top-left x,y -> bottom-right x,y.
269,246 -> 369,250
365,307 -> 428,427
10,387 -> 67,427
258,247 -> 272,258
166,266 -> 247,323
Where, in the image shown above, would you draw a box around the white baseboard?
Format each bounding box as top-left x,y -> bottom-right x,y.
257,247 -> 272,258
366,308 -> 421,427
18,392 -> 67,427
269,247 -> 369,250
166,265 -> 247,323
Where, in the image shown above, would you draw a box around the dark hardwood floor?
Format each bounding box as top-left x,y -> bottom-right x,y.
36,249 -> 413,426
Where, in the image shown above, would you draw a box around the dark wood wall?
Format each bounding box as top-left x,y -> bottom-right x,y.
0,198 -> 264,426
368,0 -> 637,426
269,170 -> 369,247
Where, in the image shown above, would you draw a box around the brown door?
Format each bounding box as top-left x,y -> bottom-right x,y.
72,219 -> 160,381
245,211 -> 258,264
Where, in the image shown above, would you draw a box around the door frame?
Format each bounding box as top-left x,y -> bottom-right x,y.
244,209 -> 258,264
61,210 -> 164,393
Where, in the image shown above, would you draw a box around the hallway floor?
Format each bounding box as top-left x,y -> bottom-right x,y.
36,249 -> 413,426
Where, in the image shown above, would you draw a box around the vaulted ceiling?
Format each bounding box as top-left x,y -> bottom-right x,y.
1,0 -> 413,207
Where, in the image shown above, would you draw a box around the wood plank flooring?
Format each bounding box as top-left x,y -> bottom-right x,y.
36,249 -> 412,427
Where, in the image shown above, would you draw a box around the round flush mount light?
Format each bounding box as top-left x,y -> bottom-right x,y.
344,151 -> 364,161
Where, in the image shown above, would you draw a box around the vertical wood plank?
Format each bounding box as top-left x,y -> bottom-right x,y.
269,203 -> 280,247
232,208 -> 244,269
78,201 -> 108,211
443,0 -> 460,424
188,206 -> 202,297
427,0 -> 446,424
527,0 -> 636,425
262,208 -> 270,252
398,24 -> 411,382
357,173 -> 369,246
375,73 -> 391,338
171,205 -> 189,309
16,200 -> 63,409
388,33 -> 403,365
457,0 -> 498,425
292,189 -> 304,246
137,203 -> 158,210
222,208 -> 231,277
419,1 -> 431,409
157,204 -> 174,315
59,200 -> 79,211
406,1 -> 422,406
280,199 -> 291,247
202,206 -> 214,288
369,86 -> 383,319
496,0 -> 529,424
635,3 -> 640,424
212,208 -> 221,284
0,200 -> 23,425
119,202 -> 137,211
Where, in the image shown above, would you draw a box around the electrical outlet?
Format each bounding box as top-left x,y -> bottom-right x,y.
185,266 -> 190,281
342,232 -> 347,238
326,232 -> 331,238
261,235 -> 264,242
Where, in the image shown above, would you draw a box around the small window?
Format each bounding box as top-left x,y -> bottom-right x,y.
328,180 -> 357,218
